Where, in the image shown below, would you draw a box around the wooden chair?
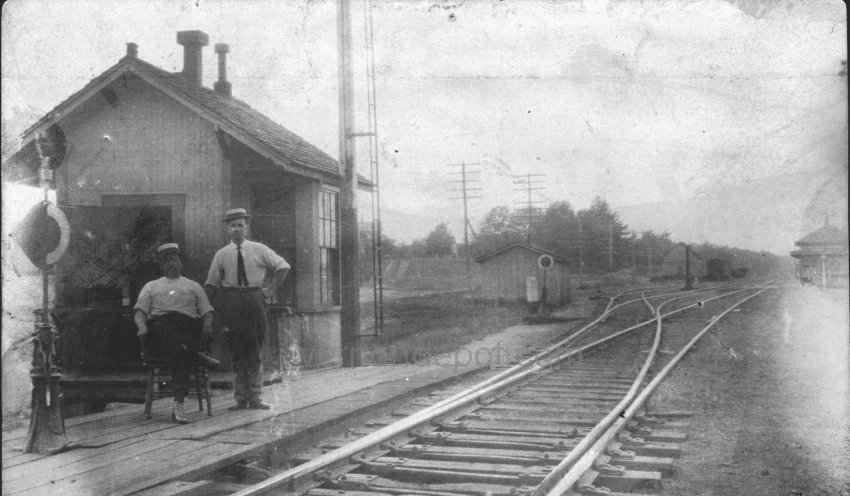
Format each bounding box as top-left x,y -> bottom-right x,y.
143,357 -> 212,419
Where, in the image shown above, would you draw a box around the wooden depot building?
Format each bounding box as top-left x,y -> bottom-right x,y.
790,222 -> 849,288
4,31 -> 369,408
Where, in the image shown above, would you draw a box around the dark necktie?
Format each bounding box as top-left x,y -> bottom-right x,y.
237,245 -> 248,286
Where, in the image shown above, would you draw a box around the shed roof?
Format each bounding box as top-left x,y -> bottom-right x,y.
475,242 -> 568,264
10,54 -> 371,186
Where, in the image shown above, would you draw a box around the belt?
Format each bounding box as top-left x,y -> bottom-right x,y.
222,287 -> 263,293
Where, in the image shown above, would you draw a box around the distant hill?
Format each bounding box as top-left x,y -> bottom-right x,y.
614,167 -> 844,255
369,208 -> 479,245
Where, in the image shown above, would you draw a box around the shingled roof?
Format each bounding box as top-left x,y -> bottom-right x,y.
15,52 -> 368,185
794,223 -> 849,247
475,242 -> 568,264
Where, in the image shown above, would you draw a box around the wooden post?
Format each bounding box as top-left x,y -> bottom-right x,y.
337,0 -> 361,366
684,244 -> 693,290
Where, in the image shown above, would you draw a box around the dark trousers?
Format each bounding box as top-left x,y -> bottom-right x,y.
221,290 -> 266,403
148,314 -> 199,402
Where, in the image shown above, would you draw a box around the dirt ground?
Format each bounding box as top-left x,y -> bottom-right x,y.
652,286 -> 850,496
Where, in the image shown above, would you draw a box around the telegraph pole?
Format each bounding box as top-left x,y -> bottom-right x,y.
448,162 -> 481,293
512,173 -> 545,243
337,0 -> 360,366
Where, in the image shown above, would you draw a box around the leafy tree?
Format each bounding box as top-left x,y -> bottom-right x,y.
424,223 -> 456,257
533,201 -> 578,260
576,196 -> 628,271
473,206 -> 525,255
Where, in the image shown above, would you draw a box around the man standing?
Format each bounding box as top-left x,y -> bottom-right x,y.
205,208 -> 290,410
135,243 -> 214,424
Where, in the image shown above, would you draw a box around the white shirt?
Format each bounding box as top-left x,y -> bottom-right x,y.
134,276 -> 214,320
205,239 -> 290,289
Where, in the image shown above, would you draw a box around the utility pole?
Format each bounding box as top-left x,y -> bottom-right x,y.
448,162 -> 481,293
608,222 -> 614,272
512,173 -> 545,243
337,0 -> 360,366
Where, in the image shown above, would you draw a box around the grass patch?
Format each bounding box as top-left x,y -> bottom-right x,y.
358,293 -> 524,365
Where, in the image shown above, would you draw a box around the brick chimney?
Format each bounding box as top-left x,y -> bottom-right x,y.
126,43 -> 138,58
176,30 -> 209,86
214,43 -> 232,97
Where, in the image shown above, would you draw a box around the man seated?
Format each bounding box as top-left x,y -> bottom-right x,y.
134,243 -> 214,424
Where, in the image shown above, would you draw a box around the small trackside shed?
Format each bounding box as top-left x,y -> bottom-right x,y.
475,242 -> 570,306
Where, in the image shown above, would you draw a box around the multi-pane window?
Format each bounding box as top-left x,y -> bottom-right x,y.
319,189 -> 339,305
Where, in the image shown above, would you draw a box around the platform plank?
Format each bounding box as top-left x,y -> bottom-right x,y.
3,439 -> 179,494
2,437 -> 148,473
16,440 -> 218,496
112,442 -> 267,496
4,363 -> 487,496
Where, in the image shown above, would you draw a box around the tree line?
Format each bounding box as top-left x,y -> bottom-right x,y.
361,195 -> 787,279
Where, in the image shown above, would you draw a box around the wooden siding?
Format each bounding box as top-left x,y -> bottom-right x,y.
49,73 -> 342,368
55,75 -> 224,282
479,247 -> 569,305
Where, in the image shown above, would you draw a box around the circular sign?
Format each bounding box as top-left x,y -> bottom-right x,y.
538,254 -> 554,270
12,203 -> 70,268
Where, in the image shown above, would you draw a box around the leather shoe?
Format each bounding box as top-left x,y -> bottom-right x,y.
172,401 -> 189,424
248,401 -> 271,410
228,401 -> 248,411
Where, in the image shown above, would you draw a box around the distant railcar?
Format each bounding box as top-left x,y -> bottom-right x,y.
705,258 -> 733,281
731,267 -> 748,279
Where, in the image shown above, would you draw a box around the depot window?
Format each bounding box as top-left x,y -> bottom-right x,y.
319,189 -> 339,305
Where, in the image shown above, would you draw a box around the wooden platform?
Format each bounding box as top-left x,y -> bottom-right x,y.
2,363 -> 485,496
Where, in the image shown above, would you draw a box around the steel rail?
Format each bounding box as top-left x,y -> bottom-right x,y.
233,286 -> 744,495
231,302 -> 614,495
530,287 -> 735,496
539,283 -> 777,496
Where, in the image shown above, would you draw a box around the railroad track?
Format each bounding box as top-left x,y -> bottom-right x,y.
217,281 -> 775,496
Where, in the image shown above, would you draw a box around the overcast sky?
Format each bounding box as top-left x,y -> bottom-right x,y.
2,0 -> 847,253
